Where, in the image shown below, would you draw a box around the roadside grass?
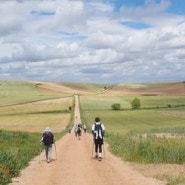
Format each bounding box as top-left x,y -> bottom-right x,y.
0,130 -> 41,185
0,128 -> 69,185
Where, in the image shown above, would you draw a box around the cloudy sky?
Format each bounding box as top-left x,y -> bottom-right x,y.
0,0 -> 184,84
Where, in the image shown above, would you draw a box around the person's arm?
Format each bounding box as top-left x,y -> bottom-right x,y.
101,124 -> 105,137
92,124 -> 97,139
40,133 -> 44,143
91,124 -> 94,134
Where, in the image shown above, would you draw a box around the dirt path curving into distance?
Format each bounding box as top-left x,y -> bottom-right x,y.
9,95 -> 166,185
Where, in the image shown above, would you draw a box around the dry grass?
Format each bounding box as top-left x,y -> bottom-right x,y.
0,97 -> 73,115
0,97 -> 73,133
129,162 -> 185,184
0,113 -> 71,133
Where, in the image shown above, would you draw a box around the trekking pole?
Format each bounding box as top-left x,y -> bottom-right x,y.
92,140 -> 94,158
39,142 -> 43,163
54,143 -> 57,160
103,144 -> 106,159
102,137 -> 106,159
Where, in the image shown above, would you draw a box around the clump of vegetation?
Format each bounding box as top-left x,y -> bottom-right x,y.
111,103 -> 121,110
0,130 -> 41,185
107,128 -> 185,164
131,97 -> 141,109
106,129 -> 185,185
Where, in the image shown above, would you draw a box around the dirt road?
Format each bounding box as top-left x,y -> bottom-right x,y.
9,95 -> 166,185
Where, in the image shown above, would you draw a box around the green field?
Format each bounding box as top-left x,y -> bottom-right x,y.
80,94 -> 185,133
82,109 -> 185,134
0,80 -> 68,106
80,94 -> 185,110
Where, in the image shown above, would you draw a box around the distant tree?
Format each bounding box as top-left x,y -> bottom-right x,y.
131,98 -> 141,109
167,104 -> 171,108
111,103 -> 121,110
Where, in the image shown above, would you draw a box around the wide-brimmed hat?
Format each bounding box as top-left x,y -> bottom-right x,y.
44,127 -> 51,132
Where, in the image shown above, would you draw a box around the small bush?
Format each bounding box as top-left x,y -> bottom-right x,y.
111,103 -> 121,110
167,104 -> 171,108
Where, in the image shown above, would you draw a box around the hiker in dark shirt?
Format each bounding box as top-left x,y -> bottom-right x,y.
92,117 -> 105,161
76,124 -> 82,140
41,127 -> 55,163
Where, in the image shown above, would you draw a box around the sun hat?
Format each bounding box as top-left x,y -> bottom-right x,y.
44,127 -> 51,132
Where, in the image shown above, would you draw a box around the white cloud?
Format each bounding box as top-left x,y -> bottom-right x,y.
0,0 -> 184,83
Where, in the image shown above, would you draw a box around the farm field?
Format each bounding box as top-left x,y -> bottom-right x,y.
0,97 -> 73,133
0,80 -> 185,185
81,108 -> 185,134
80,94 -> 185,134
0,81 -> 70,106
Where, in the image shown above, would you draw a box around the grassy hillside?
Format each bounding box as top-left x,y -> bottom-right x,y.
0,80 -> 67,106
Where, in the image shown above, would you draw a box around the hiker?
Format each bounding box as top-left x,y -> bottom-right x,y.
76,124 -> 82,140
41,127 -> 55,163
92,117 -> 105,161
83,124 -> 87,133
68,127 -> 71,134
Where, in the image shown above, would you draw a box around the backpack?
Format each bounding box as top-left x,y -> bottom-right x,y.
94,123 -> 103,139
43,131 -> 54,146
77,126 -> 81,133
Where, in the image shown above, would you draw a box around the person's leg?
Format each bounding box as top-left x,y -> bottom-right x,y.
94,140 -> 98,158
45,145 -> 49,161
47,145 -> 52,163
78,130 -> 81,140
98,139 -> 103,160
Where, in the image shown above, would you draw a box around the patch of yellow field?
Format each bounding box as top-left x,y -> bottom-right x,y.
0,97 -> 73,133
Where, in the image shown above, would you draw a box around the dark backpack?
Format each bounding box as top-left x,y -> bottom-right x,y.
43,131 -> 54,146
77,126 -> 81,133
94,123 -> 103,139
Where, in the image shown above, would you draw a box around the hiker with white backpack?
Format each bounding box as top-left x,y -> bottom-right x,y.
92,117 -> 105,161
40,127 -> 55,163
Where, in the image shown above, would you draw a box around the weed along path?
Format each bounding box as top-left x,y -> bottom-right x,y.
10,95 -> 166,185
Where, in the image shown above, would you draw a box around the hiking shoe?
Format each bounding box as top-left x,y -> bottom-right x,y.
47,159 -> 50,163
98,157 -> 102,161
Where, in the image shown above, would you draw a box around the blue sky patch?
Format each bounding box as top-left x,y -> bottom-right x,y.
59,32 -> 87,42
31,10 -> 55,16
121,21 -> 151,29
167,0 -> 185,15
